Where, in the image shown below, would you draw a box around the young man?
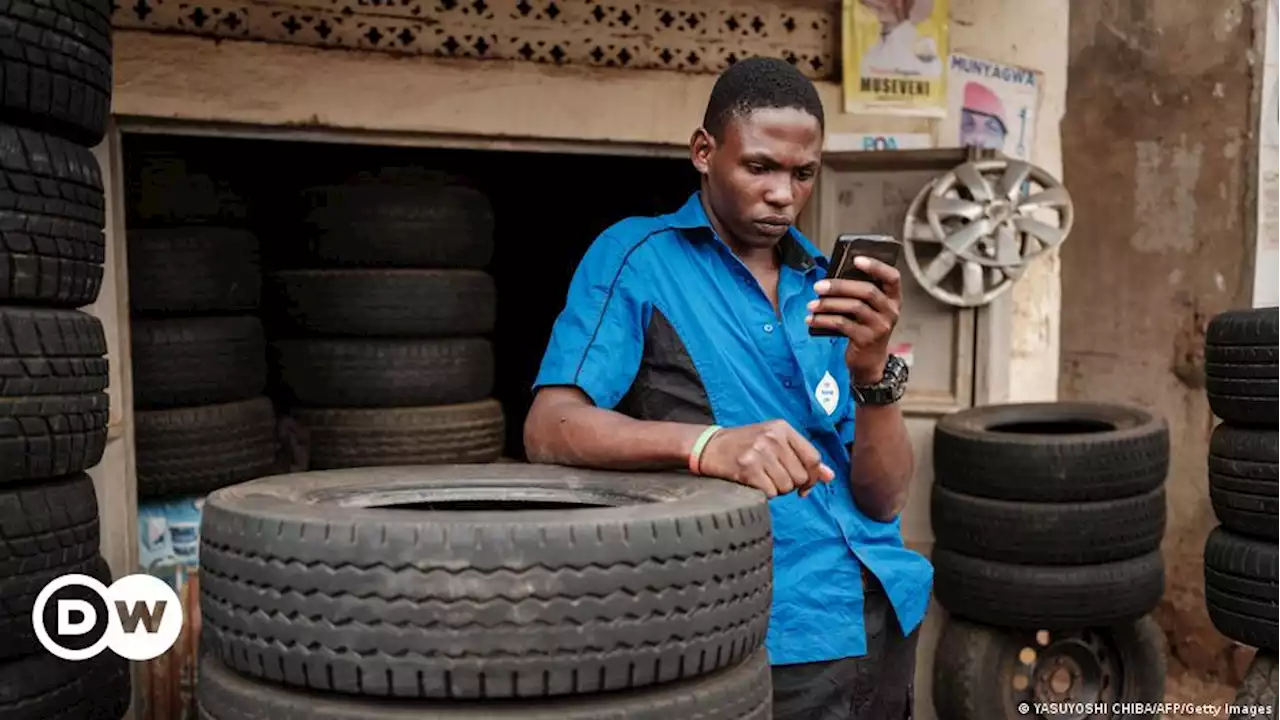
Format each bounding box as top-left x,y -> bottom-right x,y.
523,57 -> 932,720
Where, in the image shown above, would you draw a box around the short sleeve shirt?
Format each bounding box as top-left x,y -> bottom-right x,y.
533,192 -> 933,665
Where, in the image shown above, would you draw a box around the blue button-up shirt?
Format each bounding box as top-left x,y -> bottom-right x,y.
533,192 -> 933,664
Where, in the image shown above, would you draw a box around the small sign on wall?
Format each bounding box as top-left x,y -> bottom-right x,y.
826,133 -> 934,152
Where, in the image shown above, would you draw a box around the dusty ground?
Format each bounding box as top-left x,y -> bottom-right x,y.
1164,663 -> 1241,715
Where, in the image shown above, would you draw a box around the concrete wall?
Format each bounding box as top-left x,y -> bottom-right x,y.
1061,0 -> 1262,685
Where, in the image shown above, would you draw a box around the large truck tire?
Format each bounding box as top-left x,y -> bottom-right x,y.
934,402 -> 1169,502
292,400 -> 503,469
933,548 -> 1164,629
271,269 -> 495,337
128,228 -> 261,313
132,316 -> 266,409
199,464 -> 773,700
272,338 -> 492,408
1204,527 -> 1278,651
135,397 -> 278,499
0,0 -> 112,145
0,125 -> 104,306
1205,307 -> 1279,426
933,615 -> 1166,720
303,184 -> 494,269
198,648 -> 771,719
931,485 -> 1165,565
0,307 -> 107,482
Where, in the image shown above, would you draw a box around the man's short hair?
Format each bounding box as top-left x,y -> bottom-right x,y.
702,56 -> 825,140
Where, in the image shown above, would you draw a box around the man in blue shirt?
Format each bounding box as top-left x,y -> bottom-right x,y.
524,56 -> 933,719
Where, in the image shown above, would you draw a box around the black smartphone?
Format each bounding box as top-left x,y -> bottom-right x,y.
809,234 -> 903,337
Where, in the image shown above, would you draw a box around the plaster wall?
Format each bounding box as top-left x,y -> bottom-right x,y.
1061,0 -> 1264,685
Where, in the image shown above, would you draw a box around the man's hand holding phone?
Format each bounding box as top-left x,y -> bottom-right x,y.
697,420 -> 836,498
806,236 -> 904,383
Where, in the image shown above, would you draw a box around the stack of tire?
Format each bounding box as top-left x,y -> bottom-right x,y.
1201,307 -> 1278,715
0,0 -> 130,716
127,162 -> 277,502
194,464 -> 773,719
269,179 -> 504,470
928,402 -> 1170,719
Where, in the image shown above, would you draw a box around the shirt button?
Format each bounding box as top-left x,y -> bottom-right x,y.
783,379 -> 793,388
764,323 -> 775,333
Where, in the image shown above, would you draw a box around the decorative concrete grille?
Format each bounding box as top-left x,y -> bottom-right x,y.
111,0 -> 837,79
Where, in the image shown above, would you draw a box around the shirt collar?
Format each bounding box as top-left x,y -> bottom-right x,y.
665,192 -> 826,273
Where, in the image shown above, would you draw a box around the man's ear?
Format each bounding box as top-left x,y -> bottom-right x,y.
690,127 -> 715,175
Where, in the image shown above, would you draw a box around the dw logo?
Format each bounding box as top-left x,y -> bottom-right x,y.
32,573 -> 184,661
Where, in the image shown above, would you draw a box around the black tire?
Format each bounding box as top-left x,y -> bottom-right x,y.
304,184 -> 494,269
128,228 -> 261,313
932,548 -> 1164,628
0,0 -> 112,146
293,399 -> 503,470
0,649 -> 130,720
0,551 -> 105,660
136,397 -> 278,499
1231,652 -> 1277,720
1210,424 -> 1278,539
0,125 -> 104,307
934,402 -> 1169,502
0,306 -> 106,395
933,615 -> 1166,720
272,338 -> 492,408
1206,307 -> 1279,427
198,647 -> 771,720
132,316 -> 266,409
270,269 -> 495,337
1204,527 -> 1278,651
199,464 -> 772,700
0,307 -> 107,483
127,153 -> 250,226
931,485 -> 1166,565
0,472 -> 97,579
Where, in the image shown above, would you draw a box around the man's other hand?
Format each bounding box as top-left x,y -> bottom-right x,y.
699,420 -> 835,498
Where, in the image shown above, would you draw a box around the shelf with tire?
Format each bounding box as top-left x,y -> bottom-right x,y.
1201,307 -> 1278,716
126,166 -> 281,719
268,179 -> 505,469
0,0 -> 130,716
194,463 -> 774,718
927,402 -> 1171,719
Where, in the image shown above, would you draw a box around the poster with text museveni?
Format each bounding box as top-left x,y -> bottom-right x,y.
842,0 -> 949,116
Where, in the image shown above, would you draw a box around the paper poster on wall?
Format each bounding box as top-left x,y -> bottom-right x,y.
841,0 -> 948,117
825,133 -> 933,152
941,53 -> 1041,161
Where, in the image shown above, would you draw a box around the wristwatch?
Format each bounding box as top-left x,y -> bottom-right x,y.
851,354 -> 909,406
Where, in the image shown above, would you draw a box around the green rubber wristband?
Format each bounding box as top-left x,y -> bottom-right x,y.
689,425 -> 723,475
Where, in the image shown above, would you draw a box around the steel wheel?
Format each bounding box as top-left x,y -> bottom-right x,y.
1008,629 -> 1119,719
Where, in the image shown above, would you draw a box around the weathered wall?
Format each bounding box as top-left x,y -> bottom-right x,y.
1061,0 -> 1261,685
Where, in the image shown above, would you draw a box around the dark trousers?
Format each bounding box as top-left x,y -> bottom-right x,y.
770,575 -> 920,720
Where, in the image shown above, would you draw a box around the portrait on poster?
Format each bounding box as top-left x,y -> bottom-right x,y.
842,0 -> 949,117
942,53 -> 1042,161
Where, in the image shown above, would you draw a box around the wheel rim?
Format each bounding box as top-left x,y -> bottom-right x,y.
1008,629 -> 1121,719
903,159 -> 1073,308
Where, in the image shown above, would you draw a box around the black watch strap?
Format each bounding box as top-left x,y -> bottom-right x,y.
851,354 -> 909,405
